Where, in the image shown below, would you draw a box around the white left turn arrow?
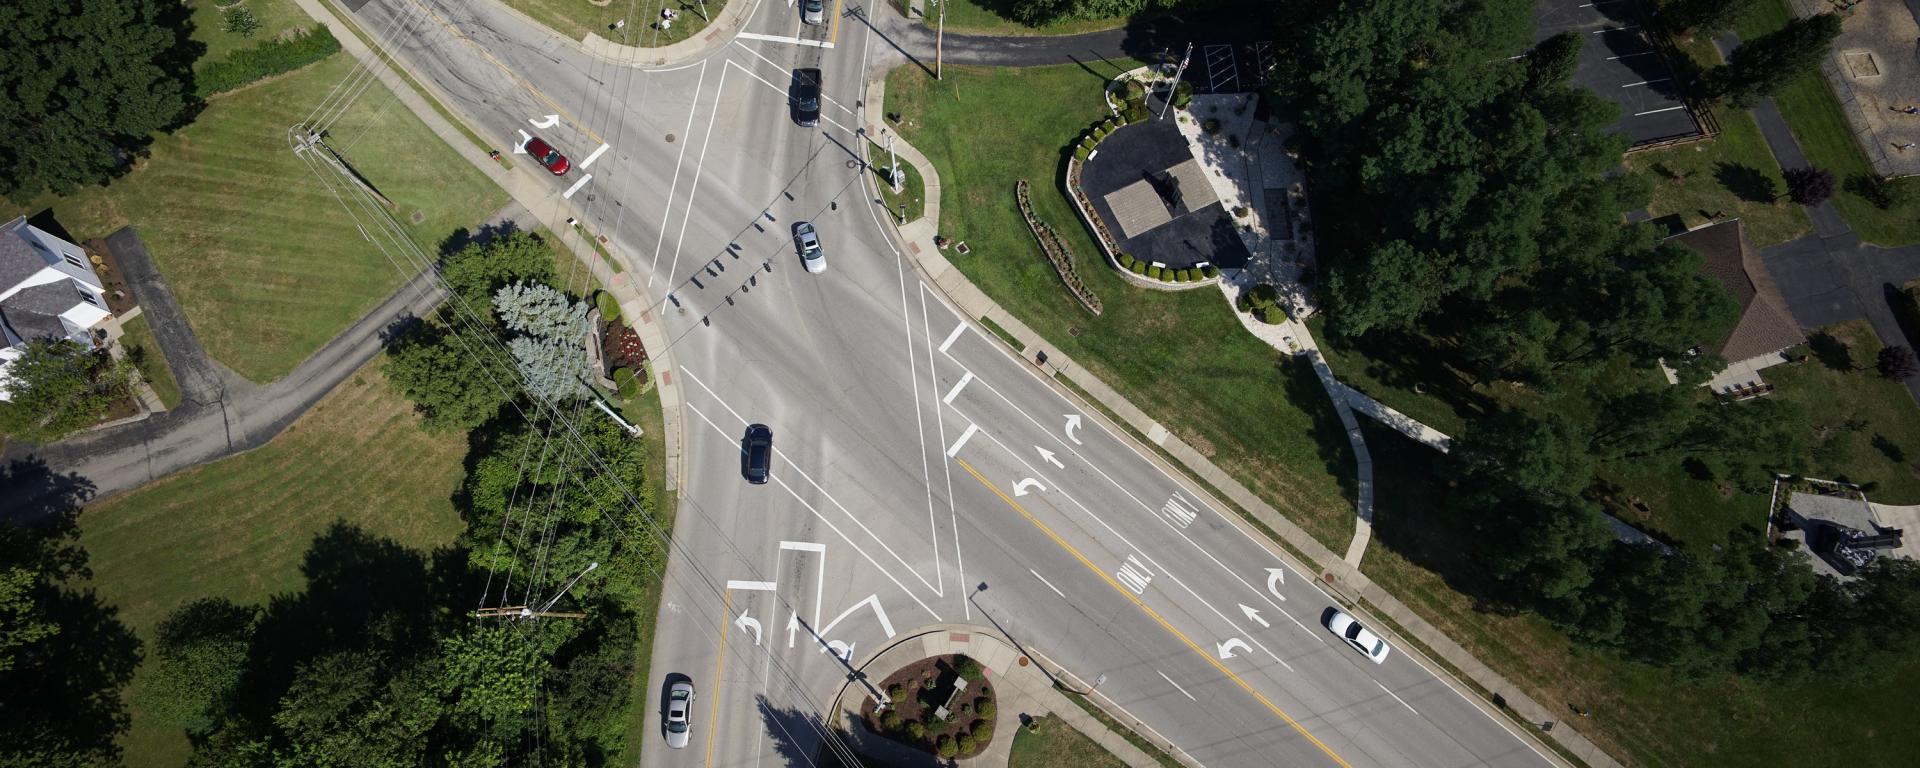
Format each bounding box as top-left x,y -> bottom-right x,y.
1013,478 -> 1047,497
529,114 -> 560,129
1217,637 -> 1251,660
735,609 -> 763,646
825,640 -> 855,662
1063,414 -> 1084,445
1036,446 -> 1064,469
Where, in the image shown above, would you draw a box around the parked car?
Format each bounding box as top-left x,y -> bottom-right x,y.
743,424 -> 773,484
791,69 -> 822,127
1326,610 -> 1391,664
802,0 -> 826,25
524,136 -> 571,175
664,679 -> 695,748
793,221 -> 826,273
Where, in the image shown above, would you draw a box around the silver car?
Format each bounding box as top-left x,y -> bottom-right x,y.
665,680 -> 695,748
793,221 -> 826,273
802,0 -> 826,25
1326,609 -> 1391,664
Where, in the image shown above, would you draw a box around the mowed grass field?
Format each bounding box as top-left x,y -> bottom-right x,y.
923,0 -> 1133,36
1008,715 -> 1128,768
885,63 -> 1357,551
16,52 -> 504,383
187,0 -> 314,65
82,363 -> 469,765
498,0 -> 722,46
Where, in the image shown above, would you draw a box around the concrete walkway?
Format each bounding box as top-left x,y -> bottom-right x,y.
862,71 -> 1611,768
829,623 -> 1171,768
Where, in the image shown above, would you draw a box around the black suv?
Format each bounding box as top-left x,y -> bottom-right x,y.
791,69 -> 822,127
743,424 -> 773,484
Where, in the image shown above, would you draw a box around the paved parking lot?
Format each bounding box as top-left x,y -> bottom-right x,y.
1177,41 -> 1275,95
1534,0 -> 1701,145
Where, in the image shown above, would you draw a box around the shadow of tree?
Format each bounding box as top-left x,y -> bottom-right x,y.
1807,331 -> 1857,372
0,455 -> 97,526
1713,162 -> 1779,204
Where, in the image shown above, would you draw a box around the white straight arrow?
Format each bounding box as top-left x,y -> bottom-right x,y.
1063,414 -> 1084,445
514,130 -> 532,153
787,613 -> 801,649
1036,446 -> 1064,469
1266,568 -> 1287,601
529,114 -> 560,129
1239,603 -> 1271,628
1217,637 -> 1251,660
1012,478 -> 1047,497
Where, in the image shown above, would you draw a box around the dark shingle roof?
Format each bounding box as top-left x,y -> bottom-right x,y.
0,217 -> 52,288
1668,219 -> 1805,362
0,282 -> 82,343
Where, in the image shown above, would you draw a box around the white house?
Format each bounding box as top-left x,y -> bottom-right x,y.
0,216 -> 112,401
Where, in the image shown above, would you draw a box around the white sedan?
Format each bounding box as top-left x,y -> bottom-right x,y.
1327,609 -> 1392,664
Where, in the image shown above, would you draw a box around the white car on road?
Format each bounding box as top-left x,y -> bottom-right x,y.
1327,609 -> 1392,664
665,680 -> 695,748
793,221 -> 826,274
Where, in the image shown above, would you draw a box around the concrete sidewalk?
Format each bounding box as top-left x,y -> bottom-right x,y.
861,70 -> 1616,768
829,623 -> 1172,768
471,0 -> 755,69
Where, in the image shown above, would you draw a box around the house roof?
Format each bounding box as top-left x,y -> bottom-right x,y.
1668,219 -> 1805,362
0,217 -> 50,288
0,282 -> 82,343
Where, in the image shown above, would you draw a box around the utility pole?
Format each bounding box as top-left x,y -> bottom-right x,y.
935,0 -> 946,81
1159,43 -> 1193,121
293,126 -> 395,210
476,562 -> 600,620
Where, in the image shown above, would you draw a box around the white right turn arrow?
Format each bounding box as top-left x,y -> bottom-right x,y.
1217,637 -> 1251,660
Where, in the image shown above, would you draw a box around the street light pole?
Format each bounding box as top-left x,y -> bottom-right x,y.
887,133 -> 903,194
1159,43 -> 1193,121
936,1 -> 946,81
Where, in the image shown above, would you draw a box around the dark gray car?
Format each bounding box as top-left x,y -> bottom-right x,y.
743,424 -> 773,484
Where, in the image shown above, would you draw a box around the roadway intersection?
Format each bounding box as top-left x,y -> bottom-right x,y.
330,1 -> 1565,765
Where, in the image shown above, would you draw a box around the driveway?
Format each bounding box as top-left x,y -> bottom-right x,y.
0,204 -> 530,519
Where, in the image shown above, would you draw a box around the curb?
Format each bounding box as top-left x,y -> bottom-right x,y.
478,0 -> 754,69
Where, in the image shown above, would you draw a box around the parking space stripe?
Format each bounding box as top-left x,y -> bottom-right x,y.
1634,105 -> 1688,116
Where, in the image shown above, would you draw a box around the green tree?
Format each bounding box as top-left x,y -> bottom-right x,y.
0,339 -> 139,444
1705,13 -> 1843,107
493,282 -> 588,341
0,0 -> 200,201
1658,0 -> 1759,36
139,598 -> 257,735
439,231 -> 557,316
435,624 -> 546,736
384,322 -> 517,431
272,651 -> 442,768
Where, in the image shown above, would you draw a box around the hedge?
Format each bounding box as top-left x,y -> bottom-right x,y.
198,27 -> 342,98
1176,268 -> 1192,282
1130,260 -> 1147,275
1074,145 -> 1090,161
1148,266 -> 1164,280
1203,265 -> 1220,278
595,291 -> 622,321
612,367 -> 639,399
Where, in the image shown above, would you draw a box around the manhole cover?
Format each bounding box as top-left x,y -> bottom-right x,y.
409,210 -> 425,225
666,133 -> 676,143
1845,50 -> 1881,79
1017,656 -> 1029,667
1068,327 -> 1082,337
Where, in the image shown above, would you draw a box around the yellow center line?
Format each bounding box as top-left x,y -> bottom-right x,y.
705,589 -> 730,768
830,0 -> 844,45
953,457 -> 1354,768
396,0 -> 607,146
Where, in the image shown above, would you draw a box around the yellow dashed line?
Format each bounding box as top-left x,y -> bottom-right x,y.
706,589 -> 730,768
953,457 -> 1353,768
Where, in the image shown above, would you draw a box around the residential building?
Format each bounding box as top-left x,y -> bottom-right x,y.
1664,219 -> 1806,397
0,216 -> 112,401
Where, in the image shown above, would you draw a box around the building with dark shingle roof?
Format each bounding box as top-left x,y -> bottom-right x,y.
1664,219 -> 1805,396
0,216 -> 112,401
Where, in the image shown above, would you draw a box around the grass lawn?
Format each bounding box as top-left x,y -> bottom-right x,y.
1735,1 -> 1920,246
1305,316 -> 1474,439
8,53 -> 505,383
499,0 -> 723,46
869,139 -> 928,225
1622,34 -> 1809,247
886,63 -> 1356,551
82,362 -> 469,766
620,382 -> 674,759
118,314 -> 182,410
918,0 -> 1132,36
187,0 -> 314,66
1008,714 -> 1128,768
1361,419 -> 1920,768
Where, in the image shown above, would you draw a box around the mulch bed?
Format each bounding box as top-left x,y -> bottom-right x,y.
858,653 -> 997,760
85,237 -> 139,315
601,320 -> 647,375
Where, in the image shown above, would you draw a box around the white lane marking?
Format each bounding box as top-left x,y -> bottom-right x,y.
561,173 -> 593,199
946,423 -> 979,457
735,609 -> 764,645
725,58 -> 858,137
664,64 -> 728,290
1635,105 -> 1688,116
683,401 -> 944,618
779,541 -> 826,552
780,540 -> 827,630
1036,446 -> 1064,469
683,370 -> 947,597
579,142 -> 611,168
938,320 -> 967,352
819,594 -> 897,638
1621,78 -> 1670,88
1377,681 -> 1419,715
1030,569 -> 1065,598
648,60 -> 706,286
528,114 -> 559,128
1011,478 -> 1047,497
1607,51 -> 1656,60
1593,25 -> 1637,33
728,580 -> 778,591
1240,603 -> 1271,628
731,40 -> 860,118
1063,413 -> 1084,444
1216,637 -> 1250,659
737,31 -> 835,48
942,371 -> 975,404
1159,670 -> 1197,701
922,286 -> 965,622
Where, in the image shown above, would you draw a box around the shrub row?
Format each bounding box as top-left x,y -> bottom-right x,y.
197,27 -> 342,98
1016,180 -> 1102,314
1235,283 -> 1287,324
1113,253 -> 1217,283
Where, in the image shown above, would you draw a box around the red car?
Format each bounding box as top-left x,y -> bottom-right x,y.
525,136 -> 571,175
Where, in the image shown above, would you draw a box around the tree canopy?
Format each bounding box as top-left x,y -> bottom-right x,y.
0,339 -> 140,445
0,0 -> 201,201
1705,12 -> 1843,107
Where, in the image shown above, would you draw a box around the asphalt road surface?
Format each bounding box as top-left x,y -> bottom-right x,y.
334,1 -> 1560,766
